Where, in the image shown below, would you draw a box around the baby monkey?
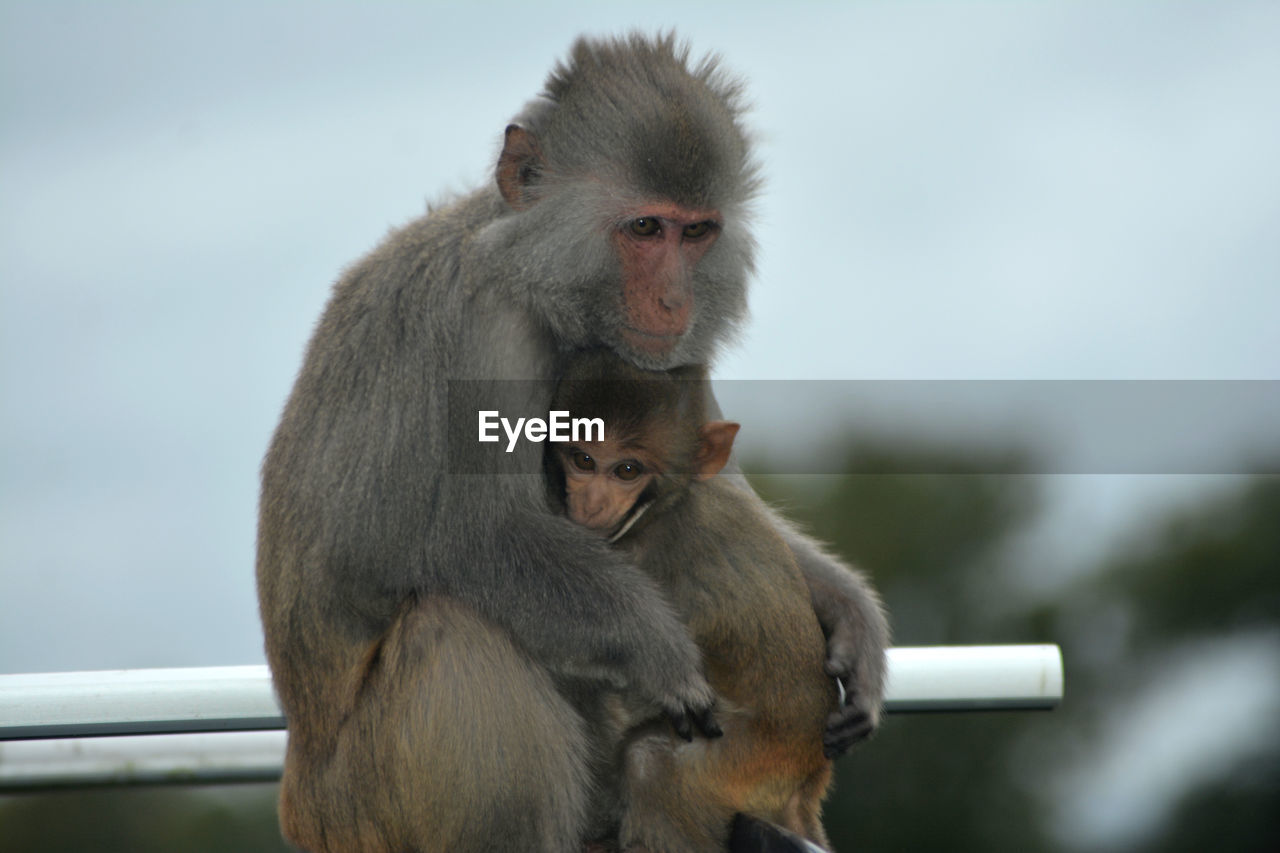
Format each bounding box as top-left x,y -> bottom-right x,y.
550,351 -> 839,853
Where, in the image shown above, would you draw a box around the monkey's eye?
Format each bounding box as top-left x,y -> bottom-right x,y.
682,221 -> 714,240
571,451 -> 596,472
629,218 -> 661,237
613,460 -> 645,481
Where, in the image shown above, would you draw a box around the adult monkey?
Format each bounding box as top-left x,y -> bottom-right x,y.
256,33 -> 887,853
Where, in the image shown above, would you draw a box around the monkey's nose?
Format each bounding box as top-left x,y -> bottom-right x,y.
658,273 -> 690,311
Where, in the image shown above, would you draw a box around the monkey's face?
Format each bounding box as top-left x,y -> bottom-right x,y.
557,442 -> 656,534
610,202 -> 722,363
492,75 -> 754,373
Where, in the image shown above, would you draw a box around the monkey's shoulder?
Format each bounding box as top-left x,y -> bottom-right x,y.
339,191 -> 489,285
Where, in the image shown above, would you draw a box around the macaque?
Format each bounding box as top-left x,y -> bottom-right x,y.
256,34 -> 887,853
549,351 -> 840,853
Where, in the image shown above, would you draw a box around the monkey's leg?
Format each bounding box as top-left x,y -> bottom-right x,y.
280,596 -> 593,853
779,765 -> 834,851
615,733 -> 734,853
614,716 -> 834,853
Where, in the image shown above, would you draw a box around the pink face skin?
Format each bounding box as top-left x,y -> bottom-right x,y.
613,203 -> 722,356
556,441 -> 657,533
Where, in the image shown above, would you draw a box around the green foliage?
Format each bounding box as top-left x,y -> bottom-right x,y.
0,785 -> 288,853
1102,478 -> 1280,644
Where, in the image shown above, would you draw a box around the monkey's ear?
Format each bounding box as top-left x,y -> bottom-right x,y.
694,421 -> 740,481
497,124 -> 544,211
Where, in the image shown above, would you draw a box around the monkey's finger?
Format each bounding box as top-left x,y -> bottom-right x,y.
694,706 -> 723,739
823,706 -> 874,759
666,709 -> 694,742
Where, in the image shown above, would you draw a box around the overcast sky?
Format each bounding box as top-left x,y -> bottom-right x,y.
2,2 -> 1278,842
4,0 -> 1278,660
4,0 -> 1278,656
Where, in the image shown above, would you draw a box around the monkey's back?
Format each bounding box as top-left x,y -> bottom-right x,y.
632,479 -> 835,816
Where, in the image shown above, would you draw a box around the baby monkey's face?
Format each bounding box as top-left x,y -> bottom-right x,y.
556,441 -> 657,534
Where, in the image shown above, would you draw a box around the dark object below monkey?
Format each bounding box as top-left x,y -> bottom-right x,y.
730,814 -> 830,853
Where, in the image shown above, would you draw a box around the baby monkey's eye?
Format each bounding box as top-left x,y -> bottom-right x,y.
613,460 -> 645,481
571,451 -> 596,472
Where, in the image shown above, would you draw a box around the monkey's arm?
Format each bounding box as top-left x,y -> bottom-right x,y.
437,486 -> 720,739
769,509 -> 889,757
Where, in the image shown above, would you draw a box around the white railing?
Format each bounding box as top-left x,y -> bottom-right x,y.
0,645 -> 1062,789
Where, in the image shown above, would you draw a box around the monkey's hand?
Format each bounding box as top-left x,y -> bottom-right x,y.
665,700 -> 723,742
626,627 -> 721,742
823,664 -> 877,759
644,661 -> 721,742
817,597 -> 888,758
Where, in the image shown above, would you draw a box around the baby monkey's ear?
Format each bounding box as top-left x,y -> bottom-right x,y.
694,421 -> 740,481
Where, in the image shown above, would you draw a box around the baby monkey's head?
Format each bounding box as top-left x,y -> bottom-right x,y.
550,350 -> 738,539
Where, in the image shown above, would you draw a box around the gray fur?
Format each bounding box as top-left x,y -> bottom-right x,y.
256,32 -> 885,853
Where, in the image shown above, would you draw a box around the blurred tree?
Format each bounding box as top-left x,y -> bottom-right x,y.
0,784 -> 288,853
1047,476 -> 1280,853
1103,478 -> 1280,643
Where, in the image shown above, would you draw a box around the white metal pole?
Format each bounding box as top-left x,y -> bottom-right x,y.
0,665 -> 282,740
0,645 -> 1062,789
883,644 -> 1064,712
0,731 -> 287,789
0,645 -> 1062,741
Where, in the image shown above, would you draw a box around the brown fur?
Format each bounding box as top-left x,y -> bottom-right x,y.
552,352 -> 836,852
277,597 -> 594,853
617,482 -> 837,852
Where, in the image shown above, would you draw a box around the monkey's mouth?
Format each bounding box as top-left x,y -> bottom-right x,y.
620,325 -> 683,354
